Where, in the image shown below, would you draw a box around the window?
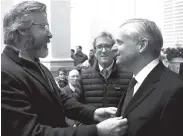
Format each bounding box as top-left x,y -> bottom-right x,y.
163,0 -> 183,47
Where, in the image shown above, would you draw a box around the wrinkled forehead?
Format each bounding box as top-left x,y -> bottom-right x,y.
30,11 -> 48,24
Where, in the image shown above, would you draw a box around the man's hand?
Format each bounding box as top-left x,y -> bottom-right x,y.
96,117 -> 128,136
94,107 -> 117,122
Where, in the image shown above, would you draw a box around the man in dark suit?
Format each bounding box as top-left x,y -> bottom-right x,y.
112,18 -> 183,136
62,69 -> 83,103
62,69 -> 83,127
1,1 -> 128,136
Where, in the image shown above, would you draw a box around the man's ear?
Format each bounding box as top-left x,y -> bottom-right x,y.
138,38 -> 148,53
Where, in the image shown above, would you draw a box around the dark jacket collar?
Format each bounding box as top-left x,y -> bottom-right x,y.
3,46 -> 40,66
3,46 -> 23,65
3,46 -> 61,102
123,62 -> 165,117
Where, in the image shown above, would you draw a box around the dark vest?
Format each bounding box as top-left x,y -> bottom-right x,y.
81,61 -> 132,108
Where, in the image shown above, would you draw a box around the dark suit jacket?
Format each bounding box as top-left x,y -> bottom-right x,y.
62,85 -> 83,103
116,62 -> 183,136
1,46 -> 97,136
62,85 -> 84,126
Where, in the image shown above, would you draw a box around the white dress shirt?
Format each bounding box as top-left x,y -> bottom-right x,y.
133,58 -> 159,96
69,83 -> 75,92
99,60 -> 114,79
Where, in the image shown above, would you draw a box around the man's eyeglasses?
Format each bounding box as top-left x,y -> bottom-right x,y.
96,44 -> 113,51
32,23 -> 49,30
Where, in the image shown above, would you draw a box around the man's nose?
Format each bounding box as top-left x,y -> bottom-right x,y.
74,77 -> 79,80
47,29 -> 53,39
111,44 -> 118,53
101,47 -> 107,52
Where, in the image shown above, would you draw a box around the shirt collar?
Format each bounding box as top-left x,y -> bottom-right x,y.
135,58 -> 159,85
99,60 -> 114,72
69,83 -> 75,92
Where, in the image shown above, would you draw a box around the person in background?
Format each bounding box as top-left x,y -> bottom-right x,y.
76,49 -> 96,73
62,69 -> 83,127
113,18 -> 183,136
1,1 -> 128,136
73,45 -> 88,66
160,48 -> 170,68
81,31 -> 132,108
55,68 -> 68,89
62,69 -> 82,103
71,49 -> 75,59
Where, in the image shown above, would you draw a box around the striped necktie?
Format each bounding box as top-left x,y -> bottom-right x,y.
101,68 -> 108,79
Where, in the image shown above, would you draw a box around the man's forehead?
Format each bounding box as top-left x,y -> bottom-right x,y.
69,70 -> 79,76
59,71 -> 65,74
117,23 -> 138,38
29,12 -> 48,23
96,36 -> 113,44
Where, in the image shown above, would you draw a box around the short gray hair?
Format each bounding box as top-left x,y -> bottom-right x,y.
3,1 -> 46,46
120,18 -> 163,57
93,31 -> 115,50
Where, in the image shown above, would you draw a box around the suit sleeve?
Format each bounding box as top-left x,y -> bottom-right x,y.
41,64 -> 97,124
159,86 -> 183,136
1,71 -> 98,136
59,89 -> 98,124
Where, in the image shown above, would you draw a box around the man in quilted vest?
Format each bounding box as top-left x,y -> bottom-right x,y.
81,31 -> 132,108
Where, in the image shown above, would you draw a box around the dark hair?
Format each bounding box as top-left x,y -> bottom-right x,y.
57,68 -> 67,75
93,31 -> 115,50
71,49 -> 75,53
76,45 -> 82,49
120,18 -> 163,57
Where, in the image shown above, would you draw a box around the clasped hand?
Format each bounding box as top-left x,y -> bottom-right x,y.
94,107 -> 117,122
94,107 -> 128,136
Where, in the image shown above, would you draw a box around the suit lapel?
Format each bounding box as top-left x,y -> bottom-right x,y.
124,62 -> 165,117
3,46 -> 60,102
41,64 -> 61,100
23,66 -> 51,90
116,91 -> 127,117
